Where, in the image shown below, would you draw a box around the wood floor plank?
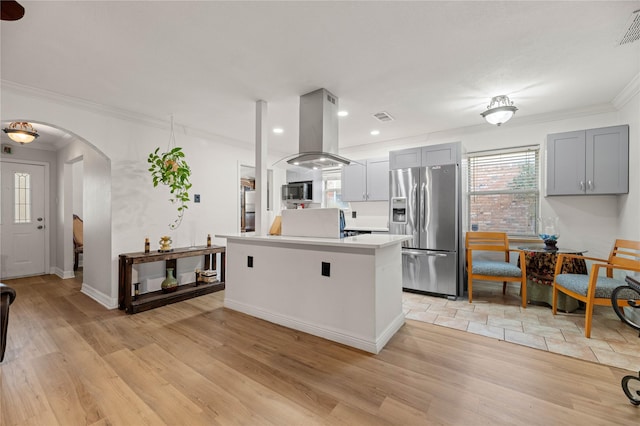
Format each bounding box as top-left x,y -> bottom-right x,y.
134,342 -> 273,425
105,348 -> 209,425
1,274 -> 638,425
30,351 -> 105,425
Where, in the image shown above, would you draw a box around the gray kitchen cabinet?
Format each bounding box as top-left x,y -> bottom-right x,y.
342,158 -> 389,201
546,125 -> 629,196
390,147 -> 421,169
390,142 -> 460,170
422,142 -> 459,166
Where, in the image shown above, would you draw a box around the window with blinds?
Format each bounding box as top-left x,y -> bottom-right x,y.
467,147 -> 539,236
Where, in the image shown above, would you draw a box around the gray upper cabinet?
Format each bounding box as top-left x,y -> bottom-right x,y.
546,125 -> 629,196
421,142 -> 459,166
342,158 -> 389,201
390,142 -> 460,170
389,147 -> 421,169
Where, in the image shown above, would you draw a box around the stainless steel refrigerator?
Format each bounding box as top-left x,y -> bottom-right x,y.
389,164 -> 460,297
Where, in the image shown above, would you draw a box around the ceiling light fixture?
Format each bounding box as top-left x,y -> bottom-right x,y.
273,127 -> 283,134
3,121 -> 40,144
480,95 -> 518,126
338,110 -> 349,117
370,130 -> 380,136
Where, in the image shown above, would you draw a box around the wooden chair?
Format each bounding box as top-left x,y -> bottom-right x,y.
73,214 -> 83,271
552,239 -> 640,338
466,232 -> 527,308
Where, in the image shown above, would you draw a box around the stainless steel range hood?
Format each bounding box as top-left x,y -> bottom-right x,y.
287,88 -> 351,169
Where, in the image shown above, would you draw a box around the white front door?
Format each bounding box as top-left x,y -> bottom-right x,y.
1,161 -> 46,278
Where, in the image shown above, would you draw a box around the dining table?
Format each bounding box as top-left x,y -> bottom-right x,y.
517,246 -> 588,312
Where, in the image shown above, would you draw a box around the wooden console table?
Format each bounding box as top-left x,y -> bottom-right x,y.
118,245 -> 225,314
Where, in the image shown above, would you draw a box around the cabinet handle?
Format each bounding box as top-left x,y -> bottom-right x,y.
579,181 -> 585,191
587,180 -> 593,191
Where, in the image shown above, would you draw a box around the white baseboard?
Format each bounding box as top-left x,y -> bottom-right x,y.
224,298 -> 404,354
52,267 -> 75,279
81,283 -> 118,310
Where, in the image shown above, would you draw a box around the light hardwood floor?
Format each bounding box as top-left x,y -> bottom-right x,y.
1,273 -> 638,425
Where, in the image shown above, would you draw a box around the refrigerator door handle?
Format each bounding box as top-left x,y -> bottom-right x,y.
404,249 -> 447,257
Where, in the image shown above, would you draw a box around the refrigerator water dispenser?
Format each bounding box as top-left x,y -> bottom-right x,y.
391,197 -> 407,223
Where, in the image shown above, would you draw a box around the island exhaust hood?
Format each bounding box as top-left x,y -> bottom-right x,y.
286,88 -> 351,169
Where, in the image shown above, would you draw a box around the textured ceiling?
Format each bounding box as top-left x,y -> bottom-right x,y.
2,1 -> 639,155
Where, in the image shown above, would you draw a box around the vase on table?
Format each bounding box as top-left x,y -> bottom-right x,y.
161,268 -> 178,293
538,217 -> 560,251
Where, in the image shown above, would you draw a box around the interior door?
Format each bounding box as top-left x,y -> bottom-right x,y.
1,161 -> 46,278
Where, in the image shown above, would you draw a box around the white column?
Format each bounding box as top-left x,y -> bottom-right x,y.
255,100 -> 268,235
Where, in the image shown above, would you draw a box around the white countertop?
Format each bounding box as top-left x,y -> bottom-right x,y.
216,232 -> 410,249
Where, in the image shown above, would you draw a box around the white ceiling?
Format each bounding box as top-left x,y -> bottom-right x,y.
2,1 -> 639,155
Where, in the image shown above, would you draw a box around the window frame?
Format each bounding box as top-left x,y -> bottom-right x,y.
466,145 -> 540,237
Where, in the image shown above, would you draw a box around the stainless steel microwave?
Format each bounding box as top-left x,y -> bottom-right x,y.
282,181 -> 313,202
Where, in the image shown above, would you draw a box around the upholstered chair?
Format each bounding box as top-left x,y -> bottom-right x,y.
466,232 -> 527,308
552,239 -> 640,338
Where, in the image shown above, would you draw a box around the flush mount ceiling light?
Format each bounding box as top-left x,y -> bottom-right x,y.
480,95 -> 518,126
3,121 -> 40,144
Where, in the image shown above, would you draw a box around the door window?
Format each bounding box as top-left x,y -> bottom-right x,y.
14,172 -> 32,223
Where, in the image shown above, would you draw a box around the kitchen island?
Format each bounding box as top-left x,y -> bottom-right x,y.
216,233 -> 411,353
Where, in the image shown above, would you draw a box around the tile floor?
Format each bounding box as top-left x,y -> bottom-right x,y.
402,281 -> 640,372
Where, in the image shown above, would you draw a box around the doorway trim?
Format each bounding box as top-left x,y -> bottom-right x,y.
0,158 -> 51,277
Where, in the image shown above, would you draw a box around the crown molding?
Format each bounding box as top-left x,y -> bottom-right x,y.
612,72 -> 640,110
1,80 -> 253,148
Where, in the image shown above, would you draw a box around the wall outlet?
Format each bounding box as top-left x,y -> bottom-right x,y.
321,262 -> 330,277
194,194 -> 201,203
247,256 -> 253,268
352,211 -> 357,219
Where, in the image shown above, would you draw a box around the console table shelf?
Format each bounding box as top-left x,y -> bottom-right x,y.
118,245 -> 225,314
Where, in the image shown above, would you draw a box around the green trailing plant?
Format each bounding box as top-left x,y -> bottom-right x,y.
147,146 -> 192,230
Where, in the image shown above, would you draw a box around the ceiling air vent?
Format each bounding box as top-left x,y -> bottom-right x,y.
619,9 -> 640,45
373,111 -> 394,122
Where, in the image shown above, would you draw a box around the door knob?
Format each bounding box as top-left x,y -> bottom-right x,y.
37,217 -> 43,221
37,225 -> 44,229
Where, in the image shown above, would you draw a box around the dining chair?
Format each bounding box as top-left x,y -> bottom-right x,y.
73,214 -> 83,271
465,232 -> 527,308
552,239 -> 640,338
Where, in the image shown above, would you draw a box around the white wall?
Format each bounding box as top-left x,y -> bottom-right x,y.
72,160 -> 83,218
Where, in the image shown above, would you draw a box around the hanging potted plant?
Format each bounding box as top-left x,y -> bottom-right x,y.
147,117 -> 192,230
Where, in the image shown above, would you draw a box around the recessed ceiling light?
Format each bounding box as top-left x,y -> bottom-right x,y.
370,130 -> 380,136
338,111 -> 349,117
293,161 -> 299,166
273,127 -> 284,134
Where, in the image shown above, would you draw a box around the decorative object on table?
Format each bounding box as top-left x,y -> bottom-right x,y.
538,216 -> 560,250
158,235 -> 173,252
207,234 -> 212,247
198,270 -> 218,284
161,268 -> 178,293
144,237 -> 150,253
147,115 -> 192,230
